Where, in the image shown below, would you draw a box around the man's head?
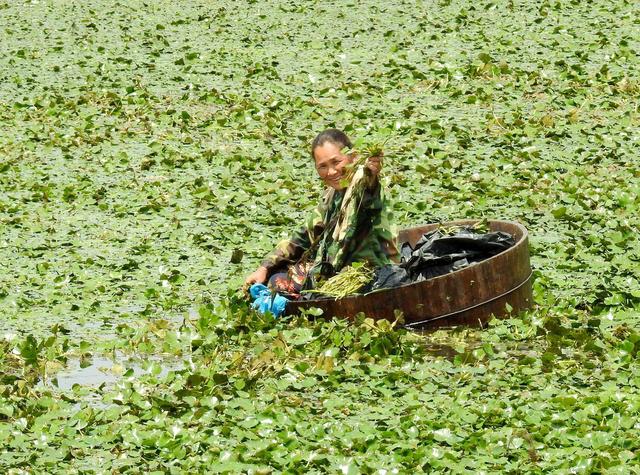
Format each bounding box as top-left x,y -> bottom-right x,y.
311,129 -> 354,191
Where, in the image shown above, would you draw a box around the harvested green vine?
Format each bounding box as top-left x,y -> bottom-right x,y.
304,264 -> 374,299
341,137 -> 390,184
439,218 -> 490,236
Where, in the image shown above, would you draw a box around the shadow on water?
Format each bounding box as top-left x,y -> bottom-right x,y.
409,324 -> 542,362
407,325 -> 483,360
420,342 -> 461,359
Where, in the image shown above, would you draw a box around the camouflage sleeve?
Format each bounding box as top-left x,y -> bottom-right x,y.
325,169 -> 400,272
371,183 -> 400,264
260,189 -> 333,272
356,178 -> 399,264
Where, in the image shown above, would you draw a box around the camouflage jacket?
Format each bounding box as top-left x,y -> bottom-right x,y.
261,174 -> 399,278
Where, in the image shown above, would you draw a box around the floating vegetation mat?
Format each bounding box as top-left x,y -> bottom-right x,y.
0,0 -> 639,471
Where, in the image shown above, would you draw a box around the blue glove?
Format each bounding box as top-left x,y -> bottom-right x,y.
249,283 -> 269,300
249,284 -> 289,318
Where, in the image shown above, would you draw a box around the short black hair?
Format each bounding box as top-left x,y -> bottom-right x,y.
310,128 -> 352,158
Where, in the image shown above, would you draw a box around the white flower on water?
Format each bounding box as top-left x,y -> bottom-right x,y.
433,428 -> 451,439
340,463 -> 353,475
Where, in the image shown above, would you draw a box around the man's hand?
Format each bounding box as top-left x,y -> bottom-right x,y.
365,152 -> 383,177
243,266 -> 268,293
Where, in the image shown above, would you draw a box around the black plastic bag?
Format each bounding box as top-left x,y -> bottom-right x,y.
401,227 -> 515,280
363,264 -> 411,292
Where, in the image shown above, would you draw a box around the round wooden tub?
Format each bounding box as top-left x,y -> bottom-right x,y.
285,220 -> 534,329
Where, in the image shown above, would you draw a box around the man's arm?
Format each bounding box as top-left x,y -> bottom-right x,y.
260,189 -> 333,273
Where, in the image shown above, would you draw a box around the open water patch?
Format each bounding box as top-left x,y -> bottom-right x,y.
44,353 -> 183,390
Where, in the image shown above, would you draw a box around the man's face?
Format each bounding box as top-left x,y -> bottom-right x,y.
313,142 -> 354,191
